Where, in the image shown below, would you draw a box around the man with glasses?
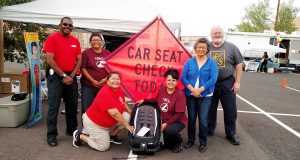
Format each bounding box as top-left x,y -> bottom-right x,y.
43,17 -> 82,147
207,26 -> 243,145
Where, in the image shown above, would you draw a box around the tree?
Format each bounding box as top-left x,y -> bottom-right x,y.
1,0 -> 32,7
236,0 -> 272,32
277,0 -> 298,34
1,0 -> 49,65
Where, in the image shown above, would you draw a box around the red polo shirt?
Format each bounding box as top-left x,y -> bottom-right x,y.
86,84 -> 126,128
43,32 -> 81,72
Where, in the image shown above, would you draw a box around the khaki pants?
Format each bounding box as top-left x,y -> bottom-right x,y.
82,112 -> 130,151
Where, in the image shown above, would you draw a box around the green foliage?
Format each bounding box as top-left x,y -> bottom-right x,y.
0,0 -> 32,7
236,0 -> 272,32
4,22 -> 49,63
277,0 -> 298,34
1,0 -> 50,64
237,0 -> 298,33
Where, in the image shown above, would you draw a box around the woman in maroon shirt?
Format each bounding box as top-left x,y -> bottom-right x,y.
137,69 -> 187,153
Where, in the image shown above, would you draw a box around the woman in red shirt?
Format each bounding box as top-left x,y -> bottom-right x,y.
72,72 -> 134,151
137,69 -> 187,153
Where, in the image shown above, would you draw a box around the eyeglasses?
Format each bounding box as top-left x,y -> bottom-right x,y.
196,46 -> 207,50
91,39 -> 102,42
62,23 -> 73,28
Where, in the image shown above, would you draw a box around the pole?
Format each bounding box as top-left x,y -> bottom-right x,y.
0,19 -> 4,74
274,0 -> 281,31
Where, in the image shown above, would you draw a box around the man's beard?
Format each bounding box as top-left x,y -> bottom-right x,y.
212,38 -> 224,44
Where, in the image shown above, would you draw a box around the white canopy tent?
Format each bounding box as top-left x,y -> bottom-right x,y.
0,0 -> 181,37
243,43 -> 286,59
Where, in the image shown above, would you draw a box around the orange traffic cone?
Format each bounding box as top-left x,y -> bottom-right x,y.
282,79 -> 287,88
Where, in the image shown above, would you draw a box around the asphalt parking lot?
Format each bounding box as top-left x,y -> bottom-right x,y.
0,71 -> 299,160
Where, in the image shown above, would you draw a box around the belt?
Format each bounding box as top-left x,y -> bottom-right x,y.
217,75 -> 233,82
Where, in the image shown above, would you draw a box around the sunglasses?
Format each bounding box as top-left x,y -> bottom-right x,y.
62,23 -> 73,28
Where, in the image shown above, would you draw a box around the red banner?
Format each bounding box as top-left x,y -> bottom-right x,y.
105,17 -> 191,102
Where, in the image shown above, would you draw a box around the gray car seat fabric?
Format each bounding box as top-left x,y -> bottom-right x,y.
134,105 -> 158,137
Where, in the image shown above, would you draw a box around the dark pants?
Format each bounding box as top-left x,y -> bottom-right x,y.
47,73 -> 78,138
260,62 -> 268,72
186,96 -> 212,145
163,121 -> 185,149
208,76 -> 237,137
81,86 -> 99,114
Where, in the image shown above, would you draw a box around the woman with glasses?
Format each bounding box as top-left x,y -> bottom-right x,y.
80,33 -> 110,134
181,37 -> 218,153
136,69 -> 187,153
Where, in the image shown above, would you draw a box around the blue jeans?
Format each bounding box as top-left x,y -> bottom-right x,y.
208,76 -> 237,137
47,73 -> 78,138
81,86 -> 100,114
186,96 -> 212,145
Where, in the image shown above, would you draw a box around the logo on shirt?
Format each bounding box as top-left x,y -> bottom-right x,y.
71,45 -> 77,48
160,97 -> 170,112
160,103 -> 168,112
96,57 -> 106,68
210,50 -> 226,67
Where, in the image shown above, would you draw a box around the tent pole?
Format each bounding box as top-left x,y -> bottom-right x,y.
0,19 -> 4,74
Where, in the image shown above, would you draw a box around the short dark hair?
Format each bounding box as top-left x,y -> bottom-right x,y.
193,37 -> 210,54
164,68 -> 179,80
107,71 -> 121,80
60,16 -> 72,24
31,42 -> 37,47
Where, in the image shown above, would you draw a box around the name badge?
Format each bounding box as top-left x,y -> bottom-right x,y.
49,69 -> 54,75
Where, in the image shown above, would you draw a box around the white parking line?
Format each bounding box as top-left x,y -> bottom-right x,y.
286,86 -> 300,93
218,109 -> 300,117
127,150 -> 138,160
237,95 -> 300,138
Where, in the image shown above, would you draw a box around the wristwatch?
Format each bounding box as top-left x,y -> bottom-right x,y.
62,73 -> 67,78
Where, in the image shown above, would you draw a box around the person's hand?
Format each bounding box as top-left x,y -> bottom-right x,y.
231,81 -> 240,94
135,99 -> 144,106
192,88 -> 202,97
91,79 -> 101,88
126,125 -> 135,134
161,123 -> 167,132
62,76 -> 73,85
98,77 -> 107,86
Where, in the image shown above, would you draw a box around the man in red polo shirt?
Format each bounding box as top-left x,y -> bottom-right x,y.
43,17 -> 82,147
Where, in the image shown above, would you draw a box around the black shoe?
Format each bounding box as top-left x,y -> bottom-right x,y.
47,137 -> 57,147
198,145 -> 207,153
226,135 -> 240,145
172,143 -> 182,153
73,130 -> 82,147
110,136 -> 124,144
184,141 -> 194,149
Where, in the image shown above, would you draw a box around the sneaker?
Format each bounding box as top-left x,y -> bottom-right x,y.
110,136 -> 124,144
226,135 -> 240,145
73,130 -> 82,147
47,137 -> 57,147
198,145 -> 207,153
61,109 -> 65,114
184,141 -> 194,149
172,143 -> 182,153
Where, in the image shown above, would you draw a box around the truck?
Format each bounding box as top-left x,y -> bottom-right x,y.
225,31 -> 300,72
